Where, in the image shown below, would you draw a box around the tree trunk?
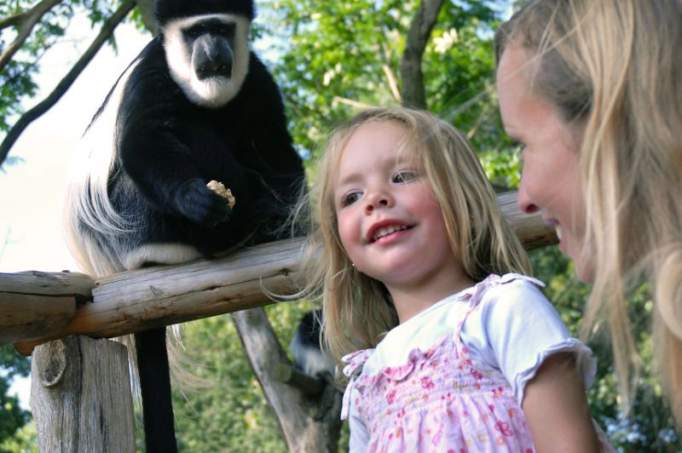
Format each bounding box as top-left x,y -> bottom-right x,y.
400,0 -> 445,108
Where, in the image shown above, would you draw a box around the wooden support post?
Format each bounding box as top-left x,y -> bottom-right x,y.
31,336 -> 135,452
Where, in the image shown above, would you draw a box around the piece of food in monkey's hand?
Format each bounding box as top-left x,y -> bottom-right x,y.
206,180 -> 236,209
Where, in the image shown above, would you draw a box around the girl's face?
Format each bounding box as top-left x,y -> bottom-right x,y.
333,120 -> 461,295
496,43 -> 592,281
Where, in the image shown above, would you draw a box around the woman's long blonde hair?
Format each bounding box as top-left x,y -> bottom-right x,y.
295,107 -> 530,364
495,0 -> 682,421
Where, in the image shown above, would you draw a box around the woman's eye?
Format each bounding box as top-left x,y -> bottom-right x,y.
392,170 -> 418,183
510,139 -> 526,153
340,191 -> 361,207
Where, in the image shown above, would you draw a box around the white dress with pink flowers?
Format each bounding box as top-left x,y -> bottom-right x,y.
341,273 -> 612,452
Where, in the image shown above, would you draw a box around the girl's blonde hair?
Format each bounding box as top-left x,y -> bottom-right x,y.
495,0 -> 682,420
296,107 -> 530,364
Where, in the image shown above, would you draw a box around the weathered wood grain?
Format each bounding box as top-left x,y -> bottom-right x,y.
31,336 -> 135,452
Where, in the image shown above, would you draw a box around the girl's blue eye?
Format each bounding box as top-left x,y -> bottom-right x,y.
392,170 -> 418,183
340,191 -> 361,207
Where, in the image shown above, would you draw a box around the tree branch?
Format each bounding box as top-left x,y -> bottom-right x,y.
382,64 -> 402,103
0,0 -> 136,168
232,308 -> 342,453
399,0 -> 445,109
0,0 -> 64,72
135,0 -> 158,36
0,12 -> 27,31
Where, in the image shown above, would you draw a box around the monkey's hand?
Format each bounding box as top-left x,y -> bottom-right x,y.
172,178 -> 232,226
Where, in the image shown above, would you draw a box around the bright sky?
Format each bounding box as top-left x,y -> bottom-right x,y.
0,14 -> 148,409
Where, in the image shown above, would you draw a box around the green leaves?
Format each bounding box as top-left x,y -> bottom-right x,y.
0,345 -> 29,449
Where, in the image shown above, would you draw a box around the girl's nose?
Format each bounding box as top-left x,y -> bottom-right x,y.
365,191 -> 392,214
517,175 -> 539,214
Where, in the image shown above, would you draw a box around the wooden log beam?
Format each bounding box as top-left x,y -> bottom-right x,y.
6,191 -> 555,353
0,271 -> 93,343
12,238 -> 304,354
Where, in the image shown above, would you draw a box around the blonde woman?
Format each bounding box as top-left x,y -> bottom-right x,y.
495,0 -> 682,424
297,107 -> 611,451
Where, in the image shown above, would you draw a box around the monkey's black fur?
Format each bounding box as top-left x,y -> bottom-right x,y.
156,0 -> 255,24
66,1 -> 304,451
290,309 -> 335,379
106,38 -> 303,258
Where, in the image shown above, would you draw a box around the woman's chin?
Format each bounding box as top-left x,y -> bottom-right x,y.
571,249 -> 595,283
574,259 -> 595,283
561,240 -> 594,283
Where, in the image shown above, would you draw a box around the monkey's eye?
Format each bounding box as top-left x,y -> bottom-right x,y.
392,170 -> 418,184
184,25 -> 207,39
214,23 -> 236,38
340,191 -> 362,207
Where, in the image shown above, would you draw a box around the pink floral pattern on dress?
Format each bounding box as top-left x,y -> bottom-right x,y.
344,330 -> 535,452
341,274 -> 614,453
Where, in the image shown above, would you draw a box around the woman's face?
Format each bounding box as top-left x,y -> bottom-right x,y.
496,43 -> 592,281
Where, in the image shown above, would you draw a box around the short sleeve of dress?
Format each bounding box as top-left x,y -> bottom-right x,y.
347,397 -> 370,453
461,275 -> 596,406
341,350 -> 371,452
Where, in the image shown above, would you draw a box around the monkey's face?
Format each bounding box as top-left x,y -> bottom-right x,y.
164,14 -> 251,108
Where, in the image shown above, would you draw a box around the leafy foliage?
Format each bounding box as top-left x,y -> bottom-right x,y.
258,0 -> 505,162
0,422 -> 36,453
0,346 -> 29,447
0,1 -> 136,134
171,302 -> 315,452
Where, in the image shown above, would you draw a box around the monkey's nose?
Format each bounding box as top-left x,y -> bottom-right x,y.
194,36 -> 234,80
196,57 -> 232,80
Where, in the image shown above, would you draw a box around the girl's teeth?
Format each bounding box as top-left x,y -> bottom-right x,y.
374,225 -> 407,241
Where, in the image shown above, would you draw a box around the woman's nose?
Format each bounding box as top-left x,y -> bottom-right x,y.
517,175 -> 539,214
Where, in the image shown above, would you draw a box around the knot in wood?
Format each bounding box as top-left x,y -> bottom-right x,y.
36,340 -> 67,387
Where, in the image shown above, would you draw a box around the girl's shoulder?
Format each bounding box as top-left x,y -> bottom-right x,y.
476,272 -> 545,295
468,272 -> 557,329
340,274 -> 549,379
469,272 -> 547,312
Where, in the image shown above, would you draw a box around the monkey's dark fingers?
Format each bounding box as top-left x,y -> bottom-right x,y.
173,178 -> 232,226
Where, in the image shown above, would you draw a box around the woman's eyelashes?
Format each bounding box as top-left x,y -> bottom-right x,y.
508,140 -> 526,168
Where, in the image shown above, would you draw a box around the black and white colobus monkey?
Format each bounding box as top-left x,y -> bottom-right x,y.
65,0 -> 304,451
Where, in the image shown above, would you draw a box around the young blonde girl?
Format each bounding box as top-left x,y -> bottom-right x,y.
297,107 -> 612,452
